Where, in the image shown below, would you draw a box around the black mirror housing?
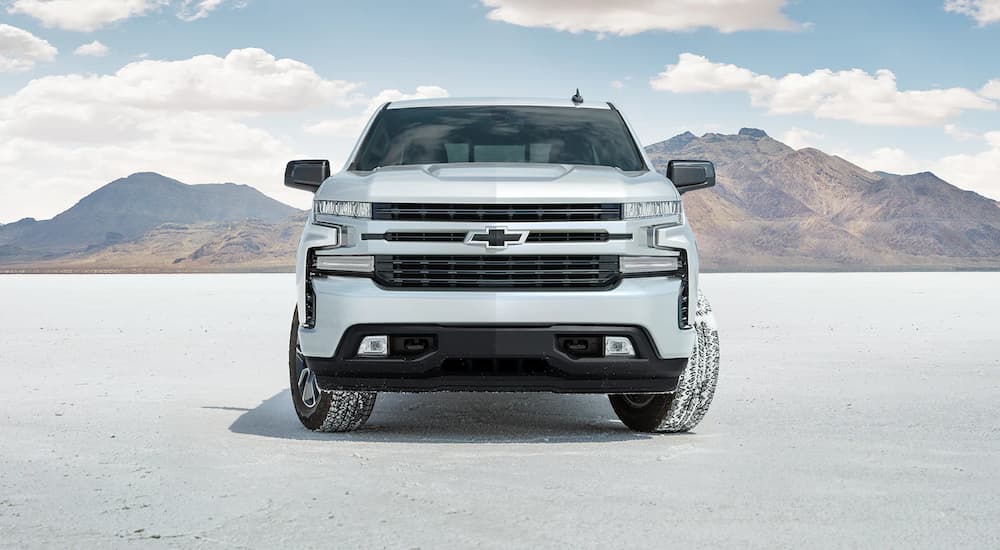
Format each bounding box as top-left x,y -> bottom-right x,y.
285,160 -> 331,192
666,160 -> 716,194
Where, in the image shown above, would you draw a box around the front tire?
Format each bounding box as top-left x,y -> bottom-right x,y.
610,290 -> 720,433
289,308 -> 376,432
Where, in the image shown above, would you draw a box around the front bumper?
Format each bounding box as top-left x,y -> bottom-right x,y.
306,324 -> 687,393
299,275 -> 695,360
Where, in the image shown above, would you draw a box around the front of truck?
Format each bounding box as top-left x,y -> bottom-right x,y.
286,97 -> 720,432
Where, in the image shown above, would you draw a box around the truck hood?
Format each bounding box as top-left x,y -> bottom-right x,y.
314,164 -> 679,203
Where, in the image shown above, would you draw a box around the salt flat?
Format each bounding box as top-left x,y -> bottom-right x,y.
1,273 -> 998,549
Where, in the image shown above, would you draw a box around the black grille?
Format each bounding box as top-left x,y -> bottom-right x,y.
379,232 -> 467,242
363,231 -> 631,243
527,231 -> 630,243
374,255 -> 620,290
372,203 -> 622,222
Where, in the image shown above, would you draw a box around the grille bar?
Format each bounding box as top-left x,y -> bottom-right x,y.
374,255 -> 620,290
363,231 -> 631,243
372,203 -> 622,222
381,232 -> 467,242
528,232 -> 631,243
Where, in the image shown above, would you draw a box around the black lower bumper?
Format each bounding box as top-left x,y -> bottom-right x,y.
305,324 -> 687,393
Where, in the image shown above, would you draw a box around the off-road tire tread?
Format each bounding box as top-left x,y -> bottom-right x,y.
609,290 -> 720,433
314,390 -> 377,433
289,309 -> 377,433
654,290 -> 720,431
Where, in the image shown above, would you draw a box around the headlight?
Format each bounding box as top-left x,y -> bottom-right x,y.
622,200 -> 682,224
314,200 -> 372,220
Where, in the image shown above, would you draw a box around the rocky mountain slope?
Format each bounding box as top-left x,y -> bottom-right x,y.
647,129 -> 1000,270
10,217 -> 304,273
0,172 -> 301,263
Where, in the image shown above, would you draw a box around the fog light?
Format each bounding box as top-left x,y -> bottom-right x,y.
357,335 -> 388,357
620,256 -> 679,274
313,254 -> 374,273
604,336 -> 636,357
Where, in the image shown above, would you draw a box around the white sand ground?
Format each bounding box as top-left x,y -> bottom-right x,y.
1,273 -> 998,549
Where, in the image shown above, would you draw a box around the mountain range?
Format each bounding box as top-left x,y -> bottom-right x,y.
647,129 -> 1000,270
0,173 -> 302,271
2,129 -> 999,272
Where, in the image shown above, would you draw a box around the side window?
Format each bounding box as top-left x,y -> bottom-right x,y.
445,143 -> 470,162
529,143 -> 552,163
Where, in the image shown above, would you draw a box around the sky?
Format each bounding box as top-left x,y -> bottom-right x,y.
1,0 -> 1000,222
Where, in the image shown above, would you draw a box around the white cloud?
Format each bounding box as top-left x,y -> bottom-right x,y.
178,0 -> 242,21
651,53 -> 997,126
6,0 -> 242,31
73,40 -> 110,57
944,124 -> 977,141
935,131 -> 1000,199
781,127 -> 823,150
651,53 -> 759,93
305,85 -> 449,136
945,0 -> 1000,25
982,79 -> 1000,99
480,0 -> 801,35
7,0 -> 167,32
0,23 -> 57,72
11,48 -> 360,113
610,80 -> 625,89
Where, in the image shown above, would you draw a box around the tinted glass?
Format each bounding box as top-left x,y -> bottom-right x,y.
353,106 -> 646,171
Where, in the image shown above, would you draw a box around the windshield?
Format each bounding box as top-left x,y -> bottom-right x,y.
351,106 -> 646,172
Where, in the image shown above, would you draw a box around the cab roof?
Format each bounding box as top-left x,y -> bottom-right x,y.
385,97 -> 613,110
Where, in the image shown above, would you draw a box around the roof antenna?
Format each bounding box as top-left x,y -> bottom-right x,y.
571,88 -> 584,105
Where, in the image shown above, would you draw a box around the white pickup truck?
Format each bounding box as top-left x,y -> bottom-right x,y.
283,96 -> 720,433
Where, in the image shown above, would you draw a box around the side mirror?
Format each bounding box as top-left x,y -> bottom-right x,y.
284,160 -> 331,192
666,160 -> 716,194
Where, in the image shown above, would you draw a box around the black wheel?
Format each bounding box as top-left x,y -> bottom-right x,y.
610,290 -> 720,433
289,308 -> 376,432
